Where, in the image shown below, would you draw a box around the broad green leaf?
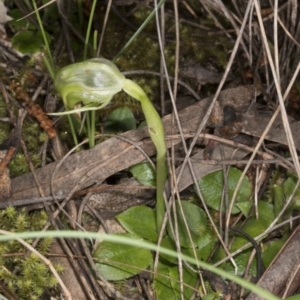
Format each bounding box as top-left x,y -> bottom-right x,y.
129,162 -> 156,186
169,265 -> 198,299
225,219 -> 269,276
154,261 -> 198,300
93,233 -> 152,280
12,30 -> 51,55
116,206 -> 158,242
159,235 -> 177,263
154,262 -> 177,300
231,219 -> 269,252
104,106 -> 136,133
197,167 -> 252,214
283,176 -> 300,211
181,200 -> 207,236
181,246 -> 202,263
235,201 -> 253,217
167,201 -> 207,248
196,230 -> 216,260
257,201 -> 275,224
262,235 -> 288,268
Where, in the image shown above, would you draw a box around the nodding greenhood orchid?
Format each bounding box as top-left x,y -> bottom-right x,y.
53,58 -> 125,114
52,58 -> 167,231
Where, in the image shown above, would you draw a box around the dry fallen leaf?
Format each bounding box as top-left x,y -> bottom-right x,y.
0,150 -> 11,200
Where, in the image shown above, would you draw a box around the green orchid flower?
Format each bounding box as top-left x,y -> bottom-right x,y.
53,58 -> 167,231
54,58 -> 125,113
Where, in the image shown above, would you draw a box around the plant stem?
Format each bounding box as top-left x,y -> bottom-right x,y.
113,0 -> 167,62
77,0 -> 83,30
123,79 -> 167,231
90,111 -> 95,148
83,0 -> 97,60
67,114 -> 78,146
32,0 -> 55,76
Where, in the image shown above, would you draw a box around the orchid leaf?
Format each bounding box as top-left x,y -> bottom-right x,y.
167,201 -> 207,248
104,107 -> 136,133
12,30 -> 51,55
116,206 -> 158,242
197,167 -> 252,214
93,233 -> 152,281
129,162 -> 156,186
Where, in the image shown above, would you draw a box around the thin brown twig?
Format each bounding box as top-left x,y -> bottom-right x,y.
97,0 -> 113,57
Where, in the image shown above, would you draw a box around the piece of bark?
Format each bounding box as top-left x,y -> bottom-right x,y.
180,61 -> 234,84
8,85 -> 298,203
49,240 -> 95,300
245,225 -> 300,299
87,178 -> 155,219
0,109 -> 26,200
166,101 -> 300,195
0,160 -> 10,199
168,144 -> 250,197
8,85 -> 255,202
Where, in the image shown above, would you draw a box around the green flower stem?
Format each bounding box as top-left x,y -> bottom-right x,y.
123,79 -> 167,231
86,110 -> 95,148
68,114 -> 78,146
86,111 -> 91,145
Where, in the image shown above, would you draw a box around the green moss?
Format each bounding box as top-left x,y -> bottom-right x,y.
0,207 -> 63,299
0,121 -> 10,144
9,153 -> 30,176
0,96 -> 8,117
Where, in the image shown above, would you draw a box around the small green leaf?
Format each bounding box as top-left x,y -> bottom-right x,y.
202,294 -> 220,300
284,294 -> 300,300
12,30 -> 51,55
129,162 -> 156,186
197,167 -> 252,214
93,233 -> 152,281
104,106 -> 136,133
116,206 -> 158,241
273,184 -> 284,222
42,0 -> 59,21
138,120 -> 147,128
8,9 -> 36,31
167,201 -> 207,248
